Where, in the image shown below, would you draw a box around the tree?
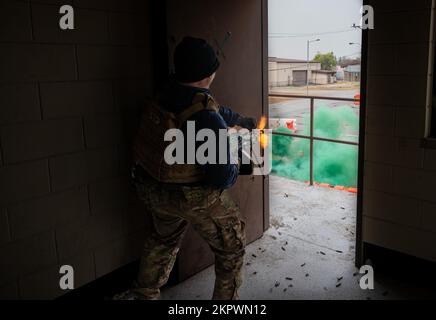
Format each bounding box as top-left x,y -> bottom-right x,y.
313,52 -> 337,71
338,56 -> 361,68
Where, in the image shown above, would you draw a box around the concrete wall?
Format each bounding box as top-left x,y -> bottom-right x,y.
269,61 -> 277,87
311,72 -> 333,85
0,0 -> 154,299
344,71 -> 361,82
363,0 -> 436,262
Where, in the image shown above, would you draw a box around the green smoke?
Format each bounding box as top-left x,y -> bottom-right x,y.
272,105 -> 359,188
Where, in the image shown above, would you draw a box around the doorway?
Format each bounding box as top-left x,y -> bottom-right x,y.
266,0 -> 366,298
293,70 -> 308,86
159,0 -> 370,299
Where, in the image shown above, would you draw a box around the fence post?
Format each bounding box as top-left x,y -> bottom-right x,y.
310,97 -> 314,186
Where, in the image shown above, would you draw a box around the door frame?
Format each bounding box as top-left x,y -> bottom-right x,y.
355,0 -> 369,267
262,0 -> 270,232
262,0 -> 367,266
159,0 -> 367,270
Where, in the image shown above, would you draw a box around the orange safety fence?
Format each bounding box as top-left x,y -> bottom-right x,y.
305,181 -> 358,194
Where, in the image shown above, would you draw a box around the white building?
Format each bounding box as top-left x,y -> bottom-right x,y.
269,57 -> 335,88
344,64 -> 361,82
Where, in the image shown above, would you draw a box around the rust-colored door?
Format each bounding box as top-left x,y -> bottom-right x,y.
166,0 -> 269,281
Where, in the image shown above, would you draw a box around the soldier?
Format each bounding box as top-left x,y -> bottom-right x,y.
116,37 -> 256,300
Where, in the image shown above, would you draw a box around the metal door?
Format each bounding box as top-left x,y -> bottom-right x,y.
165,0 -> 269,281
293,70 -> 307,86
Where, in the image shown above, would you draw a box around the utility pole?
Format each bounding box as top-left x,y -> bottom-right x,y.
307,38 -> 320,95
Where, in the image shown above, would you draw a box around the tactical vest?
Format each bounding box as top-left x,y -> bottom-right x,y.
133,93 -> 220,184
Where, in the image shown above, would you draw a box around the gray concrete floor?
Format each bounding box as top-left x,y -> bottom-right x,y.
161,176 -> 435,300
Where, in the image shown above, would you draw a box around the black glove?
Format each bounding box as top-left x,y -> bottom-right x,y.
238,117 -> 257,130
237,135 -> 254,176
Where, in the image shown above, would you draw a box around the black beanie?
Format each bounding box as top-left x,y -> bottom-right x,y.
174,37 -> 220,83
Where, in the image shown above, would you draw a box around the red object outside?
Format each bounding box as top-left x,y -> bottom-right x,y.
354,94 -> 360,106
286,120 -> 296,131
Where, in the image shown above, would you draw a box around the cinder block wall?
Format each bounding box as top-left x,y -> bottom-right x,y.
0,0 -> 153,299
363,0 -> 436,262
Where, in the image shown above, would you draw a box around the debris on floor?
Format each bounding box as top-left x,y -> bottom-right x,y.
160,177 -> 436,300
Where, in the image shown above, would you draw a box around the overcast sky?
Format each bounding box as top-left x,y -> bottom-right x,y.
268,0 -> 363,60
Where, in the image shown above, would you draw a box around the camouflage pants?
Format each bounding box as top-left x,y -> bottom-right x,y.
132,173 -> 246,300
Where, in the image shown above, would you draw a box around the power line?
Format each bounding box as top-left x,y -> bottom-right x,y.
269,29 -> 351,35
268,64 -> 321,72
339,51 -> 362,58
268,53 -> 361,72
269,28 -> 358,39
